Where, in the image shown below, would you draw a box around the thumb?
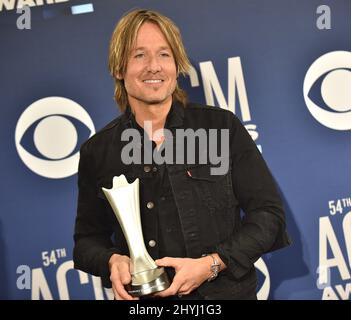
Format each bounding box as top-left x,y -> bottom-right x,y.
155,257 -> 177,268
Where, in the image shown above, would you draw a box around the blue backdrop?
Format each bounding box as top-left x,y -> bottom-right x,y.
1,0 -> 350,300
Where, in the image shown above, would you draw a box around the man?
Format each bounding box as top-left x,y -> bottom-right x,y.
73,9 -> 290,300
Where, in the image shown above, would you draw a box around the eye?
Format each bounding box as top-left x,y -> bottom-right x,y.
303,51 -> 351,130
15,97 -> 95,179
160,52 -> 170,58
134,53 -> 145,59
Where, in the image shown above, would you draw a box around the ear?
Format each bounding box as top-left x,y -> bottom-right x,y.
115,71 -> 123,80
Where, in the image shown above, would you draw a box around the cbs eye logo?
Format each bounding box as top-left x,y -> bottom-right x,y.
303,51 -> 351,131
15,97 -> 95,179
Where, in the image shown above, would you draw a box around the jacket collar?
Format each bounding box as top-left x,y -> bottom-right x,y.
122,100 -> 185,130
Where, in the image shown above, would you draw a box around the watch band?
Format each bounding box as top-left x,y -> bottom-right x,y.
202,253 -> 221,282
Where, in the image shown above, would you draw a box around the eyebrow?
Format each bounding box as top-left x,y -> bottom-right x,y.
133,46 -> 171,51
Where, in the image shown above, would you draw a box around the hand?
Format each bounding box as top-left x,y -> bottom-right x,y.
153,256 -> 214,298
109,254 -> 139,300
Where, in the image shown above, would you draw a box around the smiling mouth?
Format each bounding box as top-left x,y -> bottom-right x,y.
143,80 -> 164,84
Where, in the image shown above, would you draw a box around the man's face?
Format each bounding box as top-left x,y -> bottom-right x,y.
121,22 -> 177,108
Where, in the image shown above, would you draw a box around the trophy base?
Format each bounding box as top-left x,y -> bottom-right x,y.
126,268 -> 170,297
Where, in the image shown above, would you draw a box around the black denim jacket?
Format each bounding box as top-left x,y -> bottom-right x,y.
73,102 -> 291,299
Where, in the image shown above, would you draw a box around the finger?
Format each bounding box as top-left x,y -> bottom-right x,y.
155,257 -> 178,268
117,263 -> 132,285
113,278 -> 135,300
112,284 -> 121,300
178,284 -> 191,295
119,272 -> 131,285
179,287 -> 194,296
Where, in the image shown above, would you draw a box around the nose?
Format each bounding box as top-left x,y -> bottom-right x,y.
146,55 -> 161,73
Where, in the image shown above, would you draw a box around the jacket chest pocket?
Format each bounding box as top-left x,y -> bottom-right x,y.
185,164 -> 237,211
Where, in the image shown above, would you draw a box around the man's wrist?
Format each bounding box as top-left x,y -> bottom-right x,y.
202,253 -> 221,281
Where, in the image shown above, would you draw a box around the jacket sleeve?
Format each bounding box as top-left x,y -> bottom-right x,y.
215,115 -> 291,280
73,142 -> 121,288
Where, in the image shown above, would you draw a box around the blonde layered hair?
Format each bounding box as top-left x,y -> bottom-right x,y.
108,9 -> 191,112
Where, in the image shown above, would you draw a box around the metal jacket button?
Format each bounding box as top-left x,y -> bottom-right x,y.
148,240 -> 156,247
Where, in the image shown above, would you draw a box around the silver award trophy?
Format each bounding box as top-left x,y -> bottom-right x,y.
102,175 -> 170,297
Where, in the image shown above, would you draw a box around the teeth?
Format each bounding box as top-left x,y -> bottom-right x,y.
143,80 -> 162,83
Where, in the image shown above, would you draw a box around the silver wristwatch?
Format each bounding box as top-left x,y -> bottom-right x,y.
202,254 -> 221,281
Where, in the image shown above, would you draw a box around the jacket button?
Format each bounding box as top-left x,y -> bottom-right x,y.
160,196 -> 166,201
148,240 -> 156,247
152,166 -> 158,172
144,166 -> 151,173
146,201 -> 154,209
